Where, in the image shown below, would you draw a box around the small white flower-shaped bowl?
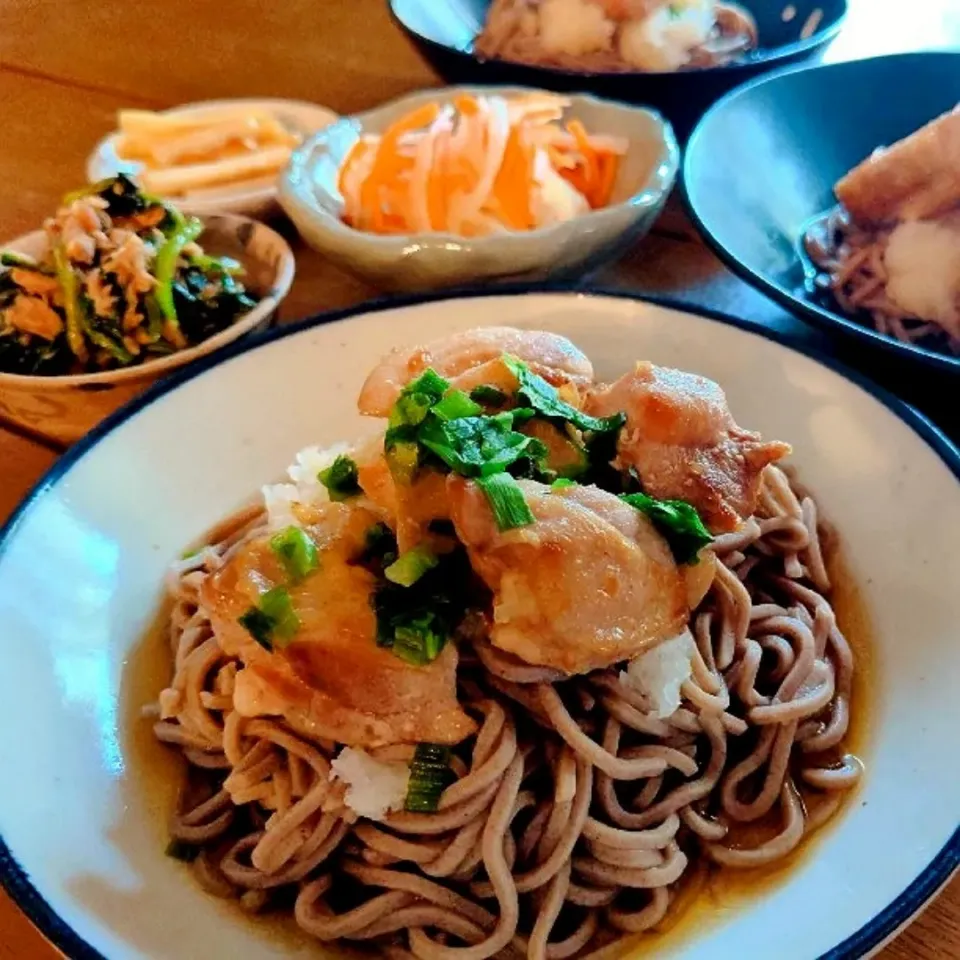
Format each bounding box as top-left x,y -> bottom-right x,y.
279,86 -> 679,293
0,214 -> 295,445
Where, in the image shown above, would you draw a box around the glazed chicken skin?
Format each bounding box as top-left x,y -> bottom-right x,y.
358,326 -> 594,417
447,476 -> 688,675
586,362 -> 791,533
201,501 -> 475,748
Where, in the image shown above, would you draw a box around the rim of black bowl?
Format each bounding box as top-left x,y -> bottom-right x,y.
0,285 -> 957,960
681,50 -> 960,373
388,0 -> 848,80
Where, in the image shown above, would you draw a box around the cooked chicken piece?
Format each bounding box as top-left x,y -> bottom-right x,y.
448,477 -> 687,675
835,106 -> 960,226
202,501 -> 475,748
358,326 -> 594,417
4,295 -> 63,341
357,451 -> 452,553
585,362 -> 790,534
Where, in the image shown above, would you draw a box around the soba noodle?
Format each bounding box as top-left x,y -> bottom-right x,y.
474,0 -> 758,73
803,207 -> 960,355
152,465 -> 861,959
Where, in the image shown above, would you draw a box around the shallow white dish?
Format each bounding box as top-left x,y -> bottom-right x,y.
0,291 -> 957,959
87,98 -> 339,219
279,87 -> 678,292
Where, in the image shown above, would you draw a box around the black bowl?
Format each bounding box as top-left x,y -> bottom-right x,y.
682,51 -> 960,373
389,0 -> 847,138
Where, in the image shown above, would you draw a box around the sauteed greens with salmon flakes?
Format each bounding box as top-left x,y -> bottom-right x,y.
0,176 -> 256,375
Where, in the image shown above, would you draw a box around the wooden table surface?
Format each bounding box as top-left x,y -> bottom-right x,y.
0,1 -> 957,957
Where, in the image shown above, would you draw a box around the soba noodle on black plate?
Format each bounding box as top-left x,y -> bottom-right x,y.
803,104 -> 960,356
148,326 -> 864,959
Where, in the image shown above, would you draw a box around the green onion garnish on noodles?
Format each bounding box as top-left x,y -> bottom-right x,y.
270,526 -> 319,583
317,455 -> 361,501
476,472 -> 535,530
551,478 -> 577,490
431,389 -> 482,422
502,356 -> 625,434
404,743 -> 457,812
238,586 -> 301,651
391,615 -> 447,666
385,545 -> 438,587
620,492 -> 713,565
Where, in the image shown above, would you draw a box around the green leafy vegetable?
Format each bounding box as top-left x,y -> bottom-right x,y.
50,241 -> 87,361
503,356 -> 626,435
372,546 -> 475,665
317,454 -> 361,501
620,492 -> 712,564
418,412 -> 547,480
238,586 -> 301,651
154,213 -> 203,345
404,743 -> 457,812
431,389 -> 482,421
469,385 -> 509,408
270,526 -> 319,583
476,472 -> 536,530
165,839 -> 200,862
385,545 -> 439,587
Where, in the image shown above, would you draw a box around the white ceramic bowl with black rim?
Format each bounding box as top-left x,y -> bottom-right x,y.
0,289 -> 957,960
279,86 -> 679,292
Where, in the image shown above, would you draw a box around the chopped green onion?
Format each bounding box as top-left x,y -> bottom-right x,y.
50,241 -> 87,361
317,454 -> 361,501
165,839 -> 200,862
503,356 -> 625,435
270,526 -> 319,582
431,389 -> 482,421
385,545 -> 439,587
470,385 -> 509,408
405,368 -> 450,404
404,743 -> 457,812
238,586 -> 300,651
476,472 -> 535,531
620,492 -> 713,564
389,369 -> 451,429
551,478 -> 577,490
385,437 -> 421,485
179,545 -> 205,560
391,616 -> 446,665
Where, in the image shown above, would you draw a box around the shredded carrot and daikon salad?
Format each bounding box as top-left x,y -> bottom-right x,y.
337,93 -> 628,237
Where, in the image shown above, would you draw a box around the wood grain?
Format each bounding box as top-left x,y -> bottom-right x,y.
0,0 -> 956,956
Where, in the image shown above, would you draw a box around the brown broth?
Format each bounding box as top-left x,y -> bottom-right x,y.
121,539 -> 875,957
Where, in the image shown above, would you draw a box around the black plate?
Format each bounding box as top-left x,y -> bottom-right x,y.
389,0 -> 847,137
682,51 -> 960,373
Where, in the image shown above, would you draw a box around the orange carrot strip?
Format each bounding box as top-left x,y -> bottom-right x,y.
359,103 -> 441,225
566,119 -> 599,197
592,153 -> 619,209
